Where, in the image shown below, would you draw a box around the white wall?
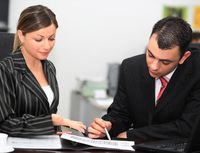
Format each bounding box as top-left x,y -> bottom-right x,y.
8,0 -> 199,118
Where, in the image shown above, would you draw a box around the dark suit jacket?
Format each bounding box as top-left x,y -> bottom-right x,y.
102,51 -> 200,140
0,49 -> 59,136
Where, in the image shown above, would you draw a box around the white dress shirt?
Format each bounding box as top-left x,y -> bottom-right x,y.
42,85 -> 54,106
155,68 -> 176,104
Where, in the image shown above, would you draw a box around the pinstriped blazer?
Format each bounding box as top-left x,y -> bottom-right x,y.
0,49 -> 59,136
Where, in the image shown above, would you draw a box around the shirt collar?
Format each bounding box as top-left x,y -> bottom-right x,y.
156,67 -> 177,81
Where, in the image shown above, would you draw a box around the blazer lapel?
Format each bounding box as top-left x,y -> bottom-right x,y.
21,72 -> 49,105
12,50 -> 50,110
42,60 -> 59,111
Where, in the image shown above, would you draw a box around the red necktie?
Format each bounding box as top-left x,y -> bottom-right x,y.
157,77 -> 168,101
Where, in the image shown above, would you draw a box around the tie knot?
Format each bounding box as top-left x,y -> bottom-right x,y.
160,77 -> 168,87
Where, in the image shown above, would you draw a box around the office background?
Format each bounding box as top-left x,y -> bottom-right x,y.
6,0 -> 199,118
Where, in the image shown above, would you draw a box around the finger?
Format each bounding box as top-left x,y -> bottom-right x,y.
77,122 -> 87,129
88,133 -> 100,139
89,118 -> 106,133
94,118 -> 106,127
75,125 -> 85,133
104,121 -> 112,130
87,126 -> 103,136
88,131 -> 106,139
81,124 -> 87,129
79,128 -> 85,133
90,123 -> 105,134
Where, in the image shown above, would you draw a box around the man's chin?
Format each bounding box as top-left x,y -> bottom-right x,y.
149,71 -> 158,78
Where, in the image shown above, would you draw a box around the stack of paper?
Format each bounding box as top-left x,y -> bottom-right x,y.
61,133 -> 135,151
7,135 -> 62,149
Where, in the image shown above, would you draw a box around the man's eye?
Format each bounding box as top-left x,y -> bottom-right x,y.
162,61 -> 170,65
148,53 -> 154,58
35,39 -> 42,42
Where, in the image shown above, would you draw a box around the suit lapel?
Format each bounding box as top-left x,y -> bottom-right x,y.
155,58 -> 193,114
141,62 -> 156,123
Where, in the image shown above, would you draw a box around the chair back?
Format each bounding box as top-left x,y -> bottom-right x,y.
0,32 -> 14,60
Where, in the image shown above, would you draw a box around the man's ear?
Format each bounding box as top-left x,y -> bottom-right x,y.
17,30 -> 25,44
179,51 -> 191,65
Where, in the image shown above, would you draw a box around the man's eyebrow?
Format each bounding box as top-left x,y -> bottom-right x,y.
147,49 -> 174,63
147,49 -> 154,57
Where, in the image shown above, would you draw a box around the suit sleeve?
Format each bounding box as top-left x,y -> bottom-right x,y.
102,60 -> 132,136
0,62 -> 56,136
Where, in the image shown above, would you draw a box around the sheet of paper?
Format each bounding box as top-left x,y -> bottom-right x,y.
7,135 -> 62,149
61,133 -> 135,151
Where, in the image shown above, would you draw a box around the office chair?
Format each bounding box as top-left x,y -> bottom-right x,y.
0,32 -> 14,61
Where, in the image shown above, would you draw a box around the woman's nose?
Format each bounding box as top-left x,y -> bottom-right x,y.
44,40 -> 51,49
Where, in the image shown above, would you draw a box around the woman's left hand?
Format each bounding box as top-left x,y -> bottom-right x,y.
51,114 -> 86,133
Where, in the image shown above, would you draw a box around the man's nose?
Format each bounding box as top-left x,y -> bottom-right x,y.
150,59 -> 160,70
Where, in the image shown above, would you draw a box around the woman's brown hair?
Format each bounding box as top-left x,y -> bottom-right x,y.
13,5 -> 58,51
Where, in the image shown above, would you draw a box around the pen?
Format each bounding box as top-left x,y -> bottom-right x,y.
82,127 -> 88,137
104,128 -> 111,140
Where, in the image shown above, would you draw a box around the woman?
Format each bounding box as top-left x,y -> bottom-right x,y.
0,5 -> 86,136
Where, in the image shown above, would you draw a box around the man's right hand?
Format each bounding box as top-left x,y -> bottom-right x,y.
88,118 -> 112,139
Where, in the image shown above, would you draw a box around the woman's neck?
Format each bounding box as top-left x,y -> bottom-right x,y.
21,47 -> 42,71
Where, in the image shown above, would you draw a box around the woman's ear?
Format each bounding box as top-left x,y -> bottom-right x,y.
179,51 -> 191,65
17,30 -> 25,44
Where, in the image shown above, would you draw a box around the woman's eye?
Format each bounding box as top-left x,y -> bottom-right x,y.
49,38 -> 55,41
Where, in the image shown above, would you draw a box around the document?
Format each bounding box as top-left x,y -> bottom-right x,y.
61,133 -> 135,151
7,135 -> 62,149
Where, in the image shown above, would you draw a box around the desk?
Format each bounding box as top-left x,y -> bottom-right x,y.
11,134 -> 145,153
14,149 -> 144,153
12,138 -> 146,153
10,135 -> 145,153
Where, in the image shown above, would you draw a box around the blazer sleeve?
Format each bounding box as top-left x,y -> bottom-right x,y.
0,62 -> 56,136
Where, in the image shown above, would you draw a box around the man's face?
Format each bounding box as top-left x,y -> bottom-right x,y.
146,34 -> 182,78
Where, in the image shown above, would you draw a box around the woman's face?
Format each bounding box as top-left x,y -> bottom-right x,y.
18,24 -> 57,61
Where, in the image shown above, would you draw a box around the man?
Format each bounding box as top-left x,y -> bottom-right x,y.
88,17 -> 200,140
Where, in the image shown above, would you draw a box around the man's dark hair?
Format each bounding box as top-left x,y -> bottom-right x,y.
150,17 -> 192,57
